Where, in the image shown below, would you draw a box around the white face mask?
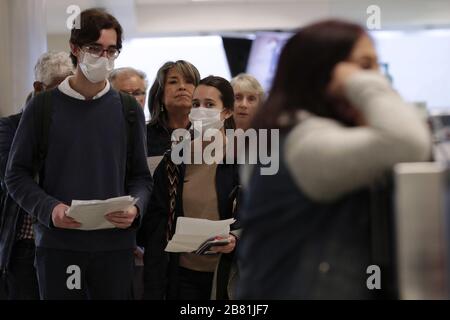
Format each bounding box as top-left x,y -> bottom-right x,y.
79,52 -> 114,83
189,107 -> 224,135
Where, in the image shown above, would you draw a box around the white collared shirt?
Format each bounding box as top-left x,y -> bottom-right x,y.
58,76 -> 111,100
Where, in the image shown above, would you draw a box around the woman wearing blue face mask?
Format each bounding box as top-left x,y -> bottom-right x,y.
140,76 -> 240,300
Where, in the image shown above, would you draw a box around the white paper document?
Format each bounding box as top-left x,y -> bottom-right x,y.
66,196 -> 138,231
165,217 -> 236,253
147,156 -> 164,176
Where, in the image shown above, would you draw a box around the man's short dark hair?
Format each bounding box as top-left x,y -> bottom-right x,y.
69,8 -> 123,67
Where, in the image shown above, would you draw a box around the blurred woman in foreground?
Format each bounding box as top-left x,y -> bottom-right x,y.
236,19 -> 431,299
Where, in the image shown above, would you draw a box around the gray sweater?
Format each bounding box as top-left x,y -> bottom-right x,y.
285,71 -> 431,202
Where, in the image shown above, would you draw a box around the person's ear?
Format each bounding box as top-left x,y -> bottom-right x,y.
33,81 -> 45,94
70,43 -> 81,59
222,108 -> 233,120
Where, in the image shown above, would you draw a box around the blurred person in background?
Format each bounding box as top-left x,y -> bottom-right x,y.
230,73 -> 264,130
110,67 -> 148,109
236,19 -> 431,299
0,51 -> 73,300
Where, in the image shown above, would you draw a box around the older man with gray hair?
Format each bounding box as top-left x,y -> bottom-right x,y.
0,51 -> 73,300
110,67 -> 148,108
33,52 -> 74,94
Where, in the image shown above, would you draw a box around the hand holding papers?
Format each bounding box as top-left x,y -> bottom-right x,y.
165,217 -> 236,254
195,237 -> 231,255
66,196 -> 138,231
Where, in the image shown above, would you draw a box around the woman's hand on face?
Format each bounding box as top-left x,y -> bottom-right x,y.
210,234 -> 236,254
327,62 -> 361,97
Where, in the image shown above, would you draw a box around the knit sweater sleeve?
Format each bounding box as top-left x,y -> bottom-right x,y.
5,99 -> 60,227
284,71 -> 432,202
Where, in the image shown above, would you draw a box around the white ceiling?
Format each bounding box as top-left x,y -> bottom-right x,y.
45,0 -> 450,36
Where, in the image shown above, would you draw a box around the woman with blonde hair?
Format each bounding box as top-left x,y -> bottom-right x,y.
230,73 -> 264,130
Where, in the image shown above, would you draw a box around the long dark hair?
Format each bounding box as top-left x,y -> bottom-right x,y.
252,19 -> 367,131
198,76 -> 236,130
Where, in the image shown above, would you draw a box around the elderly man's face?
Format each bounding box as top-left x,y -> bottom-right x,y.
113,74 -> 147,108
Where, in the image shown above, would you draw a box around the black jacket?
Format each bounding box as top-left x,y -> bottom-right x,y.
0,113 -> 25,273
139,153 -> 240,299
147,122 -> 173,157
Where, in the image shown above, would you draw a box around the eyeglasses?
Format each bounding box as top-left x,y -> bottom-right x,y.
81,44 -> 120,59
120,90 -> 146,97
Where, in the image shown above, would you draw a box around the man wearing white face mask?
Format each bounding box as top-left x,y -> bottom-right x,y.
5,8 -> 152,300
78,49 -> 115,84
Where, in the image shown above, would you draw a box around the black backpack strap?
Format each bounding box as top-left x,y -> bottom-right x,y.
119,92 -> 137,188
40,91 -> 53,167
32,90 -> 53,186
